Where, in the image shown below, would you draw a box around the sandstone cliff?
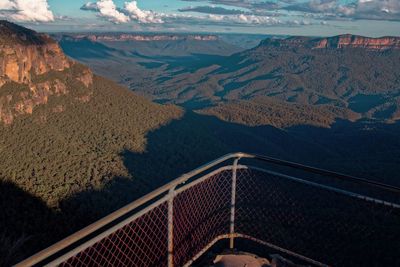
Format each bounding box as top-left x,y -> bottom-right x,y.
0,21 -> 93,125
0,21 -> 70,85
259,34 -> 400,51
69,34 -> 219,42
313,34 -> 400,50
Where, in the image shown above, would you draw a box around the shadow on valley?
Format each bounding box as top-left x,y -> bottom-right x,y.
0,181 -> 65,266
3,112 -> 400,265
120,112 -> 400,185
59,38 -> 118,59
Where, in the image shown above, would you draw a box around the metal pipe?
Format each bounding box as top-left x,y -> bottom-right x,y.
167,187 -> 176,267
229,157 -> 240,249
183,234 -> 231,267
182,233 -> 328,267
16,153 -> 244,267
241,153 -> 400,193
44,195 -> 170,267
248,165 -> 400,209
233,234 -> 328,267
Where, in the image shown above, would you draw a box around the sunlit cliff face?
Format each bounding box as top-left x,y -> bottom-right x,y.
68,34 -> 219,42
259,34 -> 400,51
0,21 -> 93,125
0,43 -> 70,85
314,35 -> 400,50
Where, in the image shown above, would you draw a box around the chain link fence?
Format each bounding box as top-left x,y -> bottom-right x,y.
16,153 -> 400,267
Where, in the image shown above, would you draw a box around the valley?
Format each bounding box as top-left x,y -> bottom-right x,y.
59,33 -> 400,123
1,21 -> 400,265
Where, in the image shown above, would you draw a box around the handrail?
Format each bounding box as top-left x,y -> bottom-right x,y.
16,152 -> 400,266
16,153 -> 242,267
243,153 -> 400,193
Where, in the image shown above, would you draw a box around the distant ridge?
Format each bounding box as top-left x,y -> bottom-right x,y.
313,34 -> 400,50
66,33 -> 219,42
259,34 -> 400,50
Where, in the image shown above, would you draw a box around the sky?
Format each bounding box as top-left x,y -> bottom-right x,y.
0,0 -> 400,36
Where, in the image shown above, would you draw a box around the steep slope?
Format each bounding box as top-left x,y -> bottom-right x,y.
0,20 -> 69,86
55,33 -> 242,99
0,21 -> 182,264
60,33 -> 400,124
56,33 -> 242,57
87,34 -> 398,124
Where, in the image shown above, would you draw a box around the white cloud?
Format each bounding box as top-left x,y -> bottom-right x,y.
124,1 -> 164,23
97,0 -> 129,23
285,0 -> 400,21
205,13 -> 281,25
0,0 -> 54,22
355,0 -> 400,17
81,0 -> 164,24
80,0 -> 313,27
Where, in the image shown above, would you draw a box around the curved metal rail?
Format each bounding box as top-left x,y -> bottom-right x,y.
16,152 -> 400,267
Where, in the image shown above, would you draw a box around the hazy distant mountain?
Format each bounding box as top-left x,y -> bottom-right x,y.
55,33 -> 243,58
217,33 -> 284,49
54,33 -> 243,99
61,33 -> 400,125
155,34 -> 400,122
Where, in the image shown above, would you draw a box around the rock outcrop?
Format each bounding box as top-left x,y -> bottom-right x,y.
0,20 -> 93,125
62,33 -> 219,42
259,34 -> 400,51
0,21 -> 70,85
313,34 -> 400,50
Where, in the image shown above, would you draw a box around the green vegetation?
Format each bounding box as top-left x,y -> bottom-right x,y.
0,66 -> 181,207
63,34 -> 400,123
0,64 -> 182,264
199,97 -> 360,128
2,26 -> 400,266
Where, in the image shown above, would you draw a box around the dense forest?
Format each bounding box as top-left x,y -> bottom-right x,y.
2,23 -> 400,266
0,64 -> 182,265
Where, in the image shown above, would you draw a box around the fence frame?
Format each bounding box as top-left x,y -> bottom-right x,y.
16,152 -> 400,267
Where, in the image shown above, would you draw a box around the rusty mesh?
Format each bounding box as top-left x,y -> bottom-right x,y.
172,169 -> 232,266
235,168 -> 400,266
47,165 -> 400,267
59,202 -> 169,267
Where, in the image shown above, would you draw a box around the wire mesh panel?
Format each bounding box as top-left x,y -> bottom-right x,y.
58,202 -> 169,267
16,154 -> 400,267
173,170 -> 233,266
235,168 -> 400,267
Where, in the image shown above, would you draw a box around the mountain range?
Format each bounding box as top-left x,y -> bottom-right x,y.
1,21 -> 400,265
59,33 -> 400,125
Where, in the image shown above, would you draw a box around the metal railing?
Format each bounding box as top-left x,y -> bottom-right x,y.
16,152 -> 400,267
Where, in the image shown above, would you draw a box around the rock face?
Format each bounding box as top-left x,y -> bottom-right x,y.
259,34 -> 400,51
313,34 -> 400,50
68,34 -> 219,42
0,43 -> 69,84
0,21 -> 70,85
0,20 -> 93,125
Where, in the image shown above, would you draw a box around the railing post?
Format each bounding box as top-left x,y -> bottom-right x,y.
168,187 -> 175,267
229,157 -> 240,249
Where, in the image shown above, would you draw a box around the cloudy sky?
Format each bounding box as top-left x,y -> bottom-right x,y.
1,0 -> 400,36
